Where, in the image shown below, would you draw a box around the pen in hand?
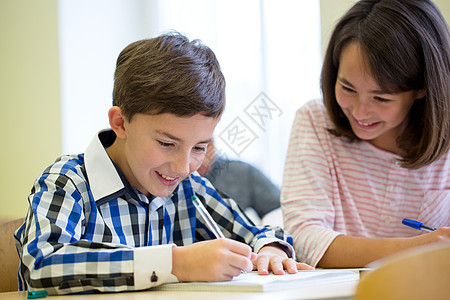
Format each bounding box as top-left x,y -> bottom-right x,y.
191,195 -> 247,275
192,195 -> 225,239
402,218 -> 437,232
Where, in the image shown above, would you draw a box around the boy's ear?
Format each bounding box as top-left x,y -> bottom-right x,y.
108,106 -> 127,139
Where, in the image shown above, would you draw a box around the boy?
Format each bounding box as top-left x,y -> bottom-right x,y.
15,33 -> 312,295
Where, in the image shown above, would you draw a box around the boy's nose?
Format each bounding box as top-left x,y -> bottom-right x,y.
171,152 -> 190,175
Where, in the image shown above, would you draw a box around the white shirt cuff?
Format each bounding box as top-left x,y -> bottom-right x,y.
133,244 -> 179,290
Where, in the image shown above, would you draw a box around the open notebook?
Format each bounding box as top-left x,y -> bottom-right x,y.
152,269 -> 360,292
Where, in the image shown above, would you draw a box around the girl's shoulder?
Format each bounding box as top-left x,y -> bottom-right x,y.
297,98 -> 326,114
295,99 -> 332,132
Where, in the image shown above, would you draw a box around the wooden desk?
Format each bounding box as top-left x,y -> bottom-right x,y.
0,281 -> 357,300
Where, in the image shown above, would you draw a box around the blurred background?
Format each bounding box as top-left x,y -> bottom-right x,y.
1,0 -> 449,222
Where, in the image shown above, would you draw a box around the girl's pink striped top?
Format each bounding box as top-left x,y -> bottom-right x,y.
281,99 -> 450,267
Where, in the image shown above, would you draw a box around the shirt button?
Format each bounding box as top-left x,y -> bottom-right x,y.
151,271 -> 158,282
384,217 -> 391,224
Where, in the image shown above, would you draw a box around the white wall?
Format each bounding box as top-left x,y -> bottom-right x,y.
58,0 -> 322,187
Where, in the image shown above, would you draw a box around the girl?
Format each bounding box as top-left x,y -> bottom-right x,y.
281,0 -> 450,268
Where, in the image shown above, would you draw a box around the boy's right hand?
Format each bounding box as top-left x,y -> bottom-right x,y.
171,239 -> 256,282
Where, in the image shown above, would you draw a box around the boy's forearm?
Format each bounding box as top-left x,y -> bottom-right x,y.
22,243 -> 136,294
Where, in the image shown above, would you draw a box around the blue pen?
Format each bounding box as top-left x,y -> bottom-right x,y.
402,218 -> 437,232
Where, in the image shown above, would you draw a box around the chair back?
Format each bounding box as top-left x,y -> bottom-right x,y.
356,241 -> 450,300
0,218 -> 25,292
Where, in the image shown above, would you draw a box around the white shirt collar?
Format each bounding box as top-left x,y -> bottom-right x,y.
84,129 -> 125,202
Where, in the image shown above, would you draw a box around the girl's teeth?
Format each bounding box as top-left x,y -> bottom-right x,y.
358,120 -> 374,126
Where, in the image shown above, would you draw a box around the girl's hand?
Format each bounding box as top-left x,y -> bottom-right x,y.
253,245 -> 314,275
410,227 -> 450,246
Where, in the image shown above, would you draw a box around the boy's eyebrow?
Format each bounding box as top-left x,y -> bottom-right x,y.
337,76 -> 390,94
156,130 -> 212,144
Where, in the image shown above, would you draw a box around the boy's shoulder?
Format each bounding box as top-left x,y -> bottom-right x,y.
42,153 -> 86,179
32,154 -> 90,199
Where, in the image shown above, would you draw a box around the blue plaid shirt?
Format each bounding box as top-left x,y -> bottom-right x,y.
15,130 -> 294,295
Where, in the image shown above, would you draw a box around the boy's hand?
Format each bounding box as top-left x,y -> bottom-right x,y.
171,239 -> 256,282
254,245 -> 314,275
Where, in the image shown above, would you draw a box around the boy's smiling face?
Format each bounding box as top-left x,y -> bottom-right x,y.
108,108 -> 219,197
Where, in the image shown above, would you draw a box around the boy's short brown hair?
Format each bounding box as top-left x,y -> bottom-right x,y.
113,32 -> 225,121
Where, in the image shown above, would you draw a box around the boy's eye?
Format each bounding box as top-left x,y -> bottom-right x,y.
158,140 -> 173,147
194,146 -> 206,152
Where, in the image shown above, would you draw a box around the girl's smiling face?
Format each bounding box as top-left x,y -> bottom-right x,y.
335,42 -> 424,154
108,110 -> 219,198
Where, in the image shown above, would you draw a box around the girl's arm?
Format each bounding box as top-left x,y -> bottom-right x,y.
282,102 -> 342,267
318,228 -> 450,267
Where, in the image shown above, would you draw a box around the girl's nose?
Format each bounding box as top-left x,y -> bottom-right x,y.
352,97 -> 371,120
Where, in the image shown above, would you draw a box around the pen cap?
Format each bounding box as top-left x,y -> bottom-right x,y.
27,290 -> 48,299
402,218 -> 422,230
